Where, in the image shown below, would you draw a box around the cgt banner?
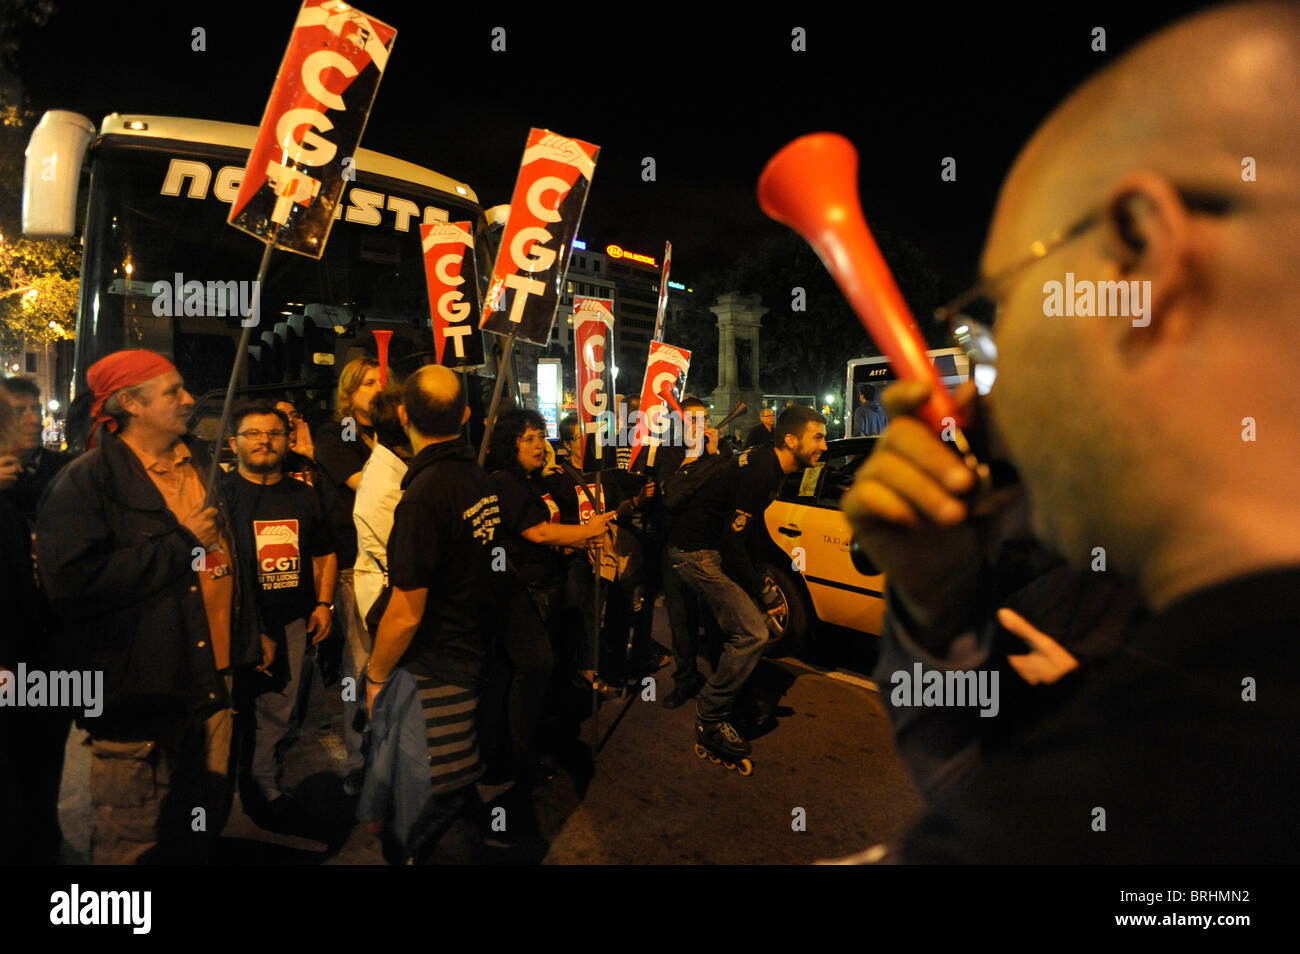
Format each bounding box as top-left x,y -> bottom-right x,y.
422,221 -> 484,369
228,0 -> 397,258
480,129 -> 599,343
573,296 -> 614,459
629,340 -> 691,469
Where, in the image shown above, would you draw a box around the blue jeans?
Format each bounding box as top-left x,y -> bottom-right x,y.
666,547 -> 771,722
335,571 -> 369,774
662,547 -> 704,687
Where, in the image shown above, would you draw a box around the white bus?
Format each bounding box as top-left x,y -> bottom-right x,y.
23,111 -> 493,447
843,347 -> 971,439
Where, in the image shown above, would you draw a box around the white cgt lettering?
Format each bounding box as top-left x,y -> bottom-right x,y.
302,49 -> 358,112
275,108 -> 338,166
435,252 -> 465,287
509,226 -> 557,273
438,291 -> 471,323
525,175 -> 570,223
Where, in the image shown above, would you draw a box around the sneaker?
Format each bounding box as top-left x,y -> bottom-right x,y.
662,679 -> 703,709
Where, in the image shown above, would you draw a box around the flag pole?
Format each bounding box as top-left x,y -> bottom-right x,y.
478,332 -> 516,466
204,239 -> 274,506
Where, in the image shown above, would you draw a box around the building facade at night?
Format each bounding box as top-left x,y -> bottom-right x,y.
519,239 -> 690,406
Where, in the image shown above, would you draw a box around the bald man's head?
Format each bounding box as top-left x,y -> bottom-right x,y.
402,364 -> 467,439
978,2 -> 1300,588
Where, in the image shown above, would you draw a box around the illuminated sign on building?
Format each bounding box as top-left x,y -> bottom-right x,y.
573,239 -> 587,250
606,244 -> 657,266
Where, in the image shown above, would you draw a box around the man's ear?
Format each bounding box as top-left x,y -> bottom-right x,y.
398,405 -> 409,428
460,404 -> 470,426
1101,172 -> 1196,338
228,436 -> 238,456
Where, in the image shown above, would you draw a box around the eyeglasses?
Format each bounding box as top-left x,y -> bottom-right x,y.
933,189 -> 1236,382
237,429 -> 288,441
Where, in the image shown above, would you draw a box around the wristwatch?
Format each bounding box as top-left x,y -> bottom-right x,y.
316,600 -> 334,614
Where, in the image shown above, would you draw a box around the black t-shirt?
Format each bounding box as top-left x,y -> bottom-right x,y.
224,471 -> 334,632
901,567 -> 1300,863
744,423 -> 774,448
492,468 -> 563,586
313,420 -> 373,565
666,444 -> 783,597
387,439 -> 502,686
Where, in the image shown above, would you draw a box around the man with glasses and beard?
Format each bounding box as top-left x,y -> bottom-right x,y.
223,401 -> 337,823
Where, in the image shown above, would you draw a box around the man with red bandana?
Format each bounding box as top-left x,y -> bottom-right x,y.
36,350 -> 272,864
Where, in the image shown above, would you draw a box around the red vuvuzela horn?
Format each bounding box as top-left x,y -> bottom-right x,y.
373,330 -> 393,389
757,133 -> 964,434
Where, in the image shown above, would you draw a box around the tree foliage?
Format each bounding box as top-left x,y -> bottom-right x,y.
665,230 -> 949,403
0,2 -> 79,353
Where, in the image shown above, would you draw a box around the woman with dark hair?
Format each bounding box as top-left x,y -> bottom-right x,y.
485,408 -> 615,782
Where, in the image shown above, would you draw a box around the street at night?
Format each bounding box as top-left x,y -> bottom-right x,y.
2,0 -> 1298,939
54,612 -> 920,866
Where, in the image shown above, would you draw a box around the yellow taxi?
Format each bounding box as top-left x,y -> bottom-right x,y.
761,437 -> 885,657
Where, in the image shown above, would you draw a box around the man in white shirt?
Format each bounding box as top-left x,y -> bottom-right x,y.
353,391 -> 411,630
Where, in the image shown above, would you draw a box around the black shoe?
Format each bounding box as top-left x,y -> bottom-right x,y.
247,793 -> 301,832
663,679 -> 703,709
573,672 -> 623,699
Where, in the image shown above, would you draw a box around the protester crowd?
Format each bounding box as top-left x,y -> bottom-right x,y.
0,346 -> 829,865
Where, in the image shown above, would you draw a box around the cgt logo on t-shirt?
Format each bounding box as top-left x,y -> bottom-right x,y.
254,519 -> 301,591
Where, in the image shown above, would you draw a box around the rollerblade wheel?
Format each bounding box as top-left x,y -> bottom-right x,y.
737,759 -> 754,777
708,752 -> 722,764
694,743 -> 708,759
722,761 -> 736,771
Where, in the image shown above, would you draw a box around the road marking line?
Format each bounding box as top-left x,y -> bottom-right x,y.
774,657 -> 879,693
826,671 -> 879,692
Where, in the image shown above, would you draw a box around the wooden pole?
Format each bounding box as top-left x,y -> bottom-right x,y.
204,240 -> 274,506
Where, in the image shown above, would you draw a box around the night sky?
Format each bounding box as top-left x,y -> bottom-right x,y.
12,1 -> 1210,293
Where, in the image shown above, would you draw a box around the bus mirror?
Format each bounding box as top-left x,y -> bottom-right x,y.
23,111 -> 96,238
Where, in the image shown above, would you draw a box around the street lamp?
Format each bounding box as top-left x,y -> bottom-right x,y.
48,399 -> 60,412
824,393 -> 836,405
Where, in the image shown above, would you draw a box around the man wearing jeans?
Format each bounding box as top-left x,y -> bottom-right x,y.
666,405 -> 827,760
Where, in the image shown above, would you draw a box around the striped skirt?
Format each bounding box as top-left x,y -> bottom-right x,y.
415,677 -> 484,795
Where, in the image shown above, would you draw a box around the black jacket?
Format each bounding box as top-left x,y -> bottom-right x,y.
35,430 -> 263,734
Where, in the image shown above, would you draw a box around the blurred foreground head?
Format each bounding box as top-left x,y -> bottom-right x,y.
982,2 -> 1300,606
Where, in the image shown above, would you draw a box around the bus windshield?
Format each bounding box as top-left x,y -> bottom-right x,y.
76,138 -> 488,401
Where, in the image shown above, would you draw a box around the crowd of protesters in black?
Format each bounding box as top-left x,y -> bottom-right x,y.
0,348 -> 827,864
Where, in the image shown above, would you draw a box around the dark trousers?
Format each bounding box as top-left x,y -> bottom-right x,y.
481,586 -> 556,777
0,706 -> 71,864
409,783 -> 485,865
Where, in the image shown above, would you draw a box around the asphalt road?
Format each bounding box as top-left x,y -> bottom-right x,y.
56,605 -> 924,865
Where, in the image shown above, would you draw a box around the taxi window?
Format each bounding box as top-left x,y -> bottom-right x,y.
818,449 -> 872,504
